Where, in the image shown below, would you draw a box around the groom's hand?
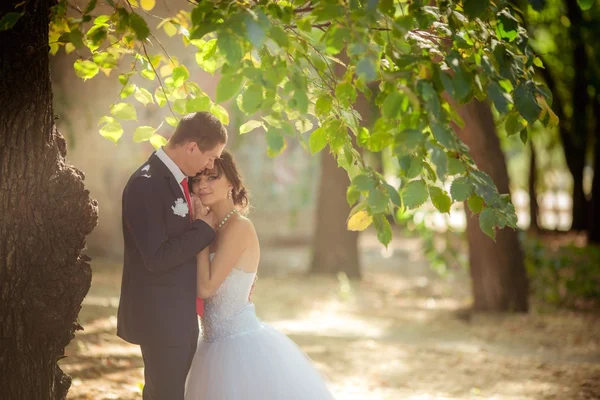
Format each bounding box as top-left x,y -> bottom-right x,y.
192,196 -> 216,229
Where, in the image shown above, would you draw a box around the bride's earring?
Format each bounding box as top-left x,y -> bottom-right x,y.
227,189 -> 232,200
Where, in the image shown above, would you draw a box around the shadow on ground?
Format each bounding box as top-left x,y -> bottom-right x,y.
61,233 -> 600,400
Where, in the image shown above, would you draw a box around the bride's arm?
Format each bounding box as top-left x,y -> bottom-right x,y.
196,218 -> 250,298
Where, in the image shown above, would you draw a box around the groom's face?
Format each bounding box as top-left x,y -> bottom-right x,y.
185,142 -> 225,176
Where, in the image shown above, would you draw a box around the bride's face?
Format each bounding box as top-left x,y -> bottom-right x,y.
190,169 -> 232,207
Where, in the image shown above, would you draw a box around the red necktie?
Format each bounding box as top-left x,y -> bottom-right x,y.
181,177 -> 204,317
180,178 -> 193,223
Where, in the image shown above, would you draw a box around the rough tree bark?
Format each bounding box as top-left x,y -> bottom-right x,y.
310,55 -> 373,278
310,150 -> 361,278
529,141 -> 540,232
589,100 -> 600,244
563,0 -> 590,231
0,1 -> 98,399
454,100 -> 529,312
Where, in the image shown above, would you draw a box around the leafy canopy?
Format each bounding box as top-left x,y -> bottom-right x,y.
7,0 -> 562,245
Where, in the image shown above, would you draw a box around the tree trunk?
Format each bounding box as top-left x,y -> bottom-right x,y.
589,100 -> 600,244
309,151 -> 361,278
564,0 -> 590,231
0,2 -> 98,399
529,141 -> 540,232
310,54 -> 376,278
454,100 -> 529,312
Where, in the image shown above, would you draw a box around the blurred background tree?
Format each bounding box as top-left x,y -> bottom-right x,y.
2,0 -> 600,399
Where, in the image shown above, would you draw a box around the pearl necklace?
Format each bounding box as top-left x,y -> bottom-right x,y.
215,208 -> 238,231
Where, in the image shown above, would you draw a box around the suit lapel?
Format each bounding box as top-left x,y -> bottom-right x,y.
149,153 -> 185,199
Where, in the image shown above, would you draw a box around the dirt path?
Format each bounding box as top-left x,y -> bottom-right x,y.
61,235 -> 600,399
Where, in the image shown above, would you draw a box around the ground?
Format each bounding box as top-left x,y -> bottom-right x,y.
60,233 -> 600,400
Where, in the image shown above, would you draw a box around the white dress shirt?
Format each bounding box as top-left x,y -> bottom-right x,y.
155,147 -> 186,197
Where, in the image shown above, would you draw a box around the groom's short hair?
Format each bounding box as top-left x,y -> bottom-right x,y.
170,112 -> 228,151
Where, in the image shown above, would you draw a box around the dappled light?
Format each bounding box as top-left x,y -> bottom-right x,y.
59,237 -> 600,400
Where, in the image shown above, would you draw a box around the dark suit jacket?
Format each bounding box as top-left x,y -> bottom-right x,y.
117,153 -> 215,345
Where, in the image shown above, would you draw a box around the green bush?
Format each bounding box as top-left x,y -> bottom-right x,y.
521,233 -> 600,308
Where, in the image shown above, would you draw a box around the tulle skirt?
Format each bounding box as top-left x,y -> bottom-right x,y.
184,318 -> 334,399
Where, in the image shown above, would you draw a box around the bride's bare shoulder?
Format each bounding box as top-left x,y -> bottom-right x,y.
227,214 -> 258,241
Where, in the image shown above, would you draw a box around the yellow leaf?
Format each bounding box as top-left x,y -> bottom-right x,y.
159,64 -> 173,77
537,95 -> 559,127
149,134 -> 167,149
347,210 -> 373,231
141,0 -> 155,11
65,43 -> 75,54
418,65 -> 431,79
163,21 -> 178,37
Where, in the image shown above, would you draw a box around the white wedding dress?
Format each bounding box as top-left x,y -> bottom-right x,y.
184,256 -> 335,400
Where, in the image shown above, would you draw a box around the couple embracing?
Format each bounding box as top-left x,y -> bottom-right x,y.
117,112 -> 335,400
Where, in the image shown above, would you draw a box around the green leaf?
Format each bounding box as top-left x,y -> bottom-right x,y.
218,30 -> 244,66
315,96 -> 333,117
479,208 -> 497,240
133,126 -> 155,142
395,129 -> 424,153
74,59 -> 99,80
577,0 -> 594,10
429,186 -> 452,213
121,83 -> 136,98
431,123 -> 456,149
356,57 -> 378,82
309,127 -> 328,154
453,67 -> 474,102
382,92 -> 404,119
335,82 -> 357,108
399,155 -> 423,180
172,66 -> 189,87
384,182 -> 402,207
373,214 -> 393,247
165,116 -> 179,127
463,0 -> 489,19
431,147 -> 448,182
467,195 -> 484,214
98,116 -> 123,143
216,74 -> 244,102
240,120 -> 263,134
488,81 -> 512,114
269,25 -> 289,47
210,104 -> 229,125
266,129 -> 286,157
134,87 -> 154,106
450,176 -> 473,202
514,82 -> 542,124
241,84 -> 263,114
447,158 -> 467,175
111,102 -> 137,120
154,87 -> 167,107
129,12 -> 150,41
186,95 -> 211,113
368,187 -> 389,214
347,185 -> 360,206
505,113 -> 526,136
246,13 -> 266,48
520,128 -> 528,144
353,175 -> 376,191
0,12 -> 23,31
402,180 -> 429,209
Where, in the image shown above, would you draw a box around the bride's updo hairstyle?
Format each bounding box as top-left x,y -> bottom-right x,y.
196,151 -> 250,214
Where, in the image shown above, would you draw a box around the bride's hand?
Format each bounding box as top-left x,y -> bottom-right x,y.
192,196 -> 216,229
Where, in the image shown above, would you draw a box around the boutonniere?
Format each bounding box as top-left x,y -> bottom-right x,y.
171,198 -> 189,218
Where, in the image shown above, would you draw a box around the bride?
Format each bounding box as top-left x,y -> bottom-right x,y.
185,151 -> 335,400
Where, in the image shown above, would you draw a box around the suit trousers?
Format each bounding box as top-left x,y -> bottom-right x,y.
140,331 -> 198,400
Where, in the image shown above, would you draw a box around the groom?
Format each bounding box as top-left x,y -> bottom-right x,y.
117,112 -> 227,400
